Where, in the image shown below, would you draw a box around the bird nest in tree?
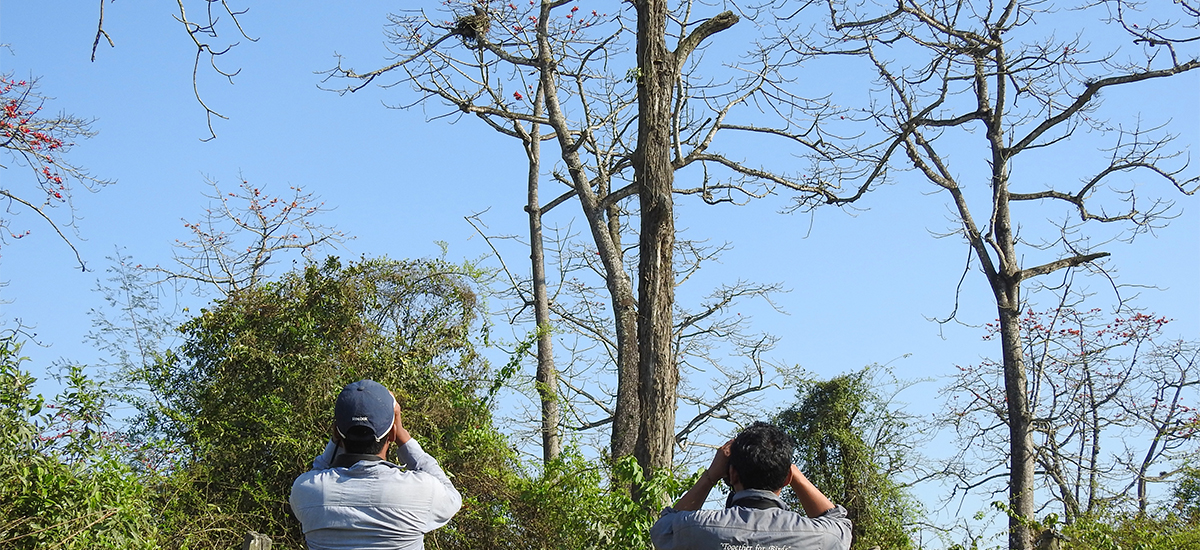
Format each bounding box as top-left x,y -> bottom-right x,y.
454,12 -> 490,43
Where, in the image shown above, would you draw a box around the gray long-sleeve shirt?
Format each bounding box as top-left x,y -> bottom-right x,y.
650,489 -> 852,550
290,439 -> 462,550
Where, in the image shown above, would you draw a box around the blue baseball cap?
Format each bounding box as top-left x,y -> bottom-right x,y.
334,379 -> 396,442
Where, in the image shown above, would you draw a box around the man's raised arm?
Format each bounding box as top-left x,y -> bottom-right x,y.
787,464 -> 835,518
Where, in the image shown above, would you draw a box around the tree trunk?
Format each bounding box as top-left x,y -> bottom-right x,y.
932,146 -> 1037,550
609,198 -> 641,461
633,0 -> 679,476
990,164 -> 1035,550
524,105 -> 561,464
999,301 -> 1036,550
987,48 -> 1035,549
533,10 -> 640,461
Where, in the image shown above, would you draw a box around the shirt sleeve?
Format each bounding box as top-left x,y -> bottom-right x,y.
311,440 -> 338,470
396,439 -> 463,532
649,507 -> 683,550
816,505 -> 853,549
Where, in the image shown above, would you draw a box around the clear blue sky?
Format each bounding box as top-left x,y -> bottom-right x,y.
2,1 -> 1197,542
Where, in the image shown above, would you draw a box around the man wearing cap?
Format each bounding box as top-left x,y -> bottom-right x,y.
290,379 -> 462,550
650,422 -> 852,550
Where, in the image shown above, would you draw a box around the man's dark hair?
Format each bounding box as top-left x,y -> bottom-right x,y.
342,426 -> 387,455
729,422 -> 795,491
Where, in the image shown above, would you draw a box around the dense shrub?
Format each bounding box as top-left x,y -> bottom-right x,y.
4,257 -> 697,550
1061,511 -> 1200,550
0,337 -> 158,550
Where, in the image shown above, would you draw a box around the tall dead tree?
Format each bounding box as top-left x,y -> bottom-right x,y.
469,81 -> 563,462
523,86 -> 562,463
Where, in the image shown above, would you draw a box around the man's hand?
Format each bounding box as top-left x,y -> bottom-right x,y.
788,464 -> 836,518
389,393 -> 412,446
703,439 -> 733,486
673,440 -> 733,511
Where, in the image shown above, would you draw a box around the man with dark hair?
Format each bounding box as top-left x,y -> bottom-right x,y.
290,380 -> 461,550
651,421 -> 852,550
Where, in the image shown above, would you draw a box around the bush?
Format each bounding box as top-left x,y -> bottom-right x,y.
3,256 -> 699,550
0,336 -> 158,550
477,451 -> 695,550
1061,512 -> 1200,550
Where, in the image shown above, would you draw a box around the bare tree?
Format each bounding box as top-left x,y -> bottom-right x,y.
1116,336 -> 1200,516
779,2 -> 1199,548
324,0 -> 866,474
465,82 -> 564,462
521,85 -> 563,463
329,2 -> 650,462
85,0 -> 876,475
1,74 -> 113,270
472,216 -> 794,466
632,0 -> 737,476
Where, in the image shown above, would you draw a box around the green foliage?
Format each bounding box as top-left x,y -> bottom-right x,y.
0,337 -> 40,453
1060,512 -> 1200,550
117,255 -> 502,548
1174,467 -> 1200,521
609,455 -> 699,550
445,448 -> 600,550
983,493 -> 1200,550
4,254 -> 706,550
423,447 -> 693,550
513,449 -> 616,548
0,335 -> 158,550
486,327 -> 539,405
775,367 -> 918,550
432,446 -> 696,550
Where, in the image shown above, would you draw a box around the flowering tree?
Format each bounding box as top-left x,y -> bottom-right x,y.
0,75 -> 112,269
158,177 -> 347,297
945,306 -> 1199,534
